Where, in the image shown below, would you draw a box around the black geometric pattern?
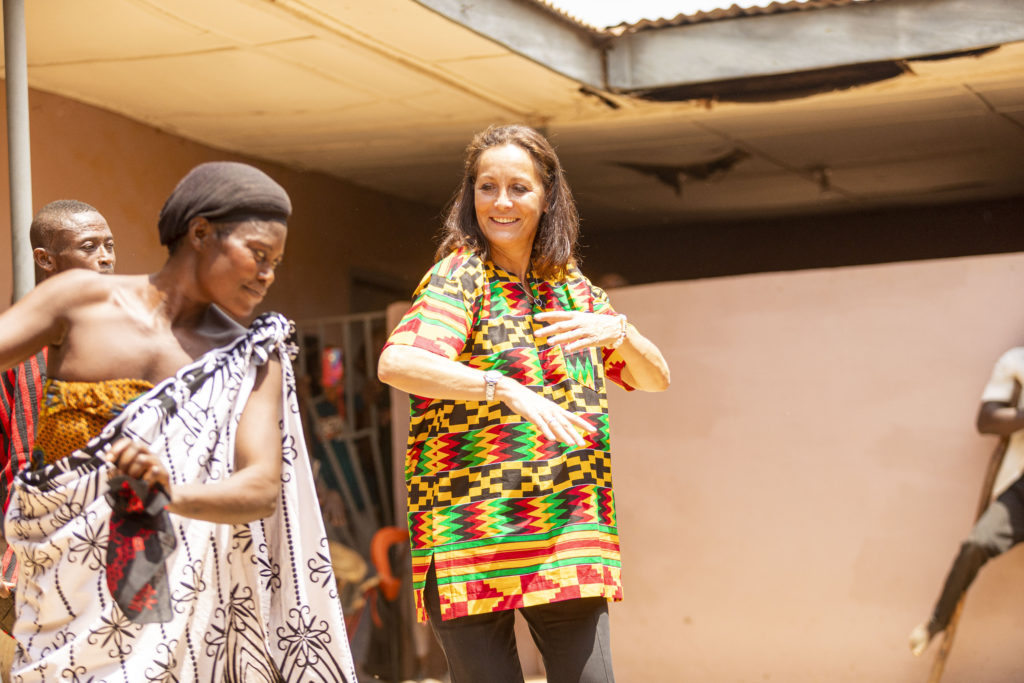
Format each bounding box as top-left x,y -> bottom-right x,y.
431,451 -> 612,508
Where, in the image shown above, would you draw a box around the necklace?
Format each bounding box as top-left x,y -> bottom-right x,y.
517,279 -> 539,308
494,259 -> 539,308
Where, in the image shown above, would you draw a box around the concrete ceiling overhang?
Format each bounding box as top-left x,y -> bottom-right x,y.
428,0 -> 1024,95
3,0 -> 1024,231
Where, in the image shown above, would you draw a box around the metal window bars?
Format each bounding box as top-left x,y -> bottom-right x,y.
295,311 -> 393,556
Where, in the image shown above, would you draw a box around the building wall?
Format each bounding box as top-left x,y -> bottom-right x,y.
605,252 -> 1024,682
0,86 -> 437,318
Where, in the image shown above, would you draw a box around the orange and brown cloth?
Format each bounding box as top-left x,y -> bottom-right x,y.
33,379 -> 153,465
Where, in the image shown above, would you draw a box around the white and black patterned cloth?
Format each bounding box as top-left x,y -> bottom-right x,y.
5,313 -> 356,682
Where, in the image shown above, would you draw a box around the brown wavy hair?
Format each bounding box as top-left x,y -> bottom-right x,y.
435,124 -> 578,280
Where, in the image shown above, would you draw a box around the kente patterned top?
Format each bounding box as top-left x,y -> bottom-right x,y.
386,247 -> 634,622
34,378 -> 154,464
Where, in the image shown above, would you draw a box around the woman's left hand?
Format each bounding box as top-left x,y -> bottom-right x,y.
535,311 -> 623,353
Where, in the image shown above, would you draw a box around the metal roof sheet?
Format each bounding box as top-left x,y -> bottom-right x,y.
531,0 -> 879,34
520,0 -> 607,34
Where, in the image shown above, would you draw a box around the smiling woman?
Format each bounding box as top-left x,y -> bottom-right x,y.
473,144 -> 547,267
437,125 -> 578,282
379,124 -> 671,683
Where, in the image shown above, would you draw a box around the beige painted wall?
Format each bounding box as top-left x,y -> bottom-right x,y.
606,252 -> 1024,682
0,85 -> 435,318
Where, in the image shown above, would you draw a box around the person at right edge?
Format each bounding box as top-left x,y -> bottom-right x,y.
378,124 -> 671,683
910,345 -> 1024,656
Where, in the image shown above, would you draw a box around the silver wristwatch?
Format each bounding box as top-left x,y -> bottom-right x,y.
483,370 -> 501,401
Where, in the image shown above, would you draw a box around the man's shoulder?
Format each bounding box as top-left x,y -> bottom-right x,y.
981,348 -> 1024,398
994,347 -> 1024,369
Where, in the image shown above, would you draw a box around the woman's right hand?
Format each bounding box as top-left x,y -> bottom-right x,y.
106,437 -> 172,493
496,379 -> 597,447
378,345 -> 597,446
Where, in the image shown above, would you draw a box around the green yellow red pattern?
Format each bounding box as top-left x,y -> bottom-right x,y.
386,248 -> 632,621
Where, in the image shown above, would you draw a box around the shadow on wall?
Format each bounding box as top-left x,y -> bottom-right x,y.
580,197 -> 1024,286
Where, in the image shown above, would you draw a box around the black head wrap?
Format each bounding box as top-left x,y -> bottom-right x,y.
157,161 -> 292,248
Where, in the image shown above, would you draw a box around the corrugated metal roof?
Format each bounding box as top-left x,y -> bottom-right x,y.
529,0 -> 879,35
615,1 -> 879,33
522,0 -> 607,34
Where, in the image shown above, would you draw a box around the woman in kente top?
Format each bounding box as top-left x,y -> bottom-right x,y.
379,124 -> 670,683
0,162 -> 355,682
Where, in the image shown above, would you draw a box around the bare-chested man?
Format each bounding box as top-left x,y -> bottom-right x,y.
0,199 -> 115,680
0,200 -> 115,520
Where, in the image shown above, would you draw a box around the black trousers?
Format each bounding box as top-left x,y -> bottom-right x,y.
424,563 -> 615,683
929,473 -> 1024,632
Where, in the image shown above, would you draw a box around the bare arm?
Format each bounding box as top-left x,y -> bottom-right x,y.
0,270 -> 97,371
976,400 -> 1024,437
611,323 -> 671,392
378,344 -> 596,446
110,356 -> 285,524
